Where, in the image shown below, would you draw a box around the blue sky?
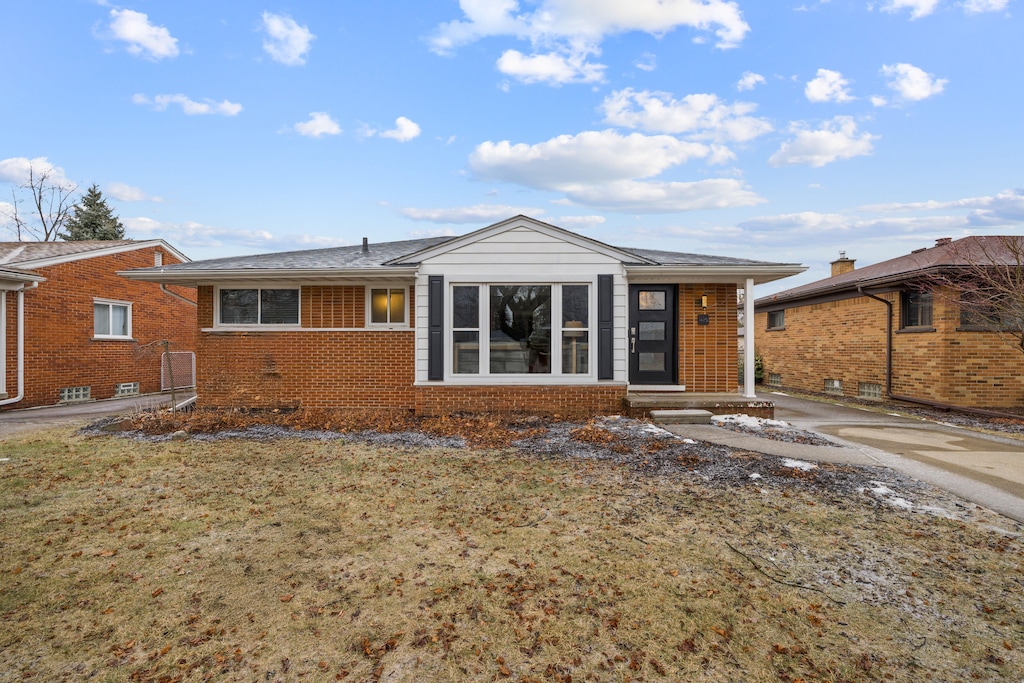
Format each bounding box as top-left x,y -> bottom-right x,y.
1,0 -> 1021,293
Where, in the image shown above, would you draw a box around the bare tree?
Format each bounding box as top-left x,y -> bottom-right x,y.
926,235 -> 1024,356
2,164 -> 78,241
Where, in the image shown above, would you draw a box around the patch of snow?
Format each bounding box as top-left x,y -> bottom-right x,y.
781,458 -> 816,471
749,472 -> 762,479
682,438 -> 696,445
887,497 -> 914,510
641,423 -> 676,437
770,392 -> 789,396
712,414 -> 790,430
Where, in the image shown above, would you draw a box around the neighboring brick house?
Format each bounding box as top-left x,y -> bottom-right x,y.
754,236 -> 1024,409
0,240 -> 196,410
123,216 -> 803,416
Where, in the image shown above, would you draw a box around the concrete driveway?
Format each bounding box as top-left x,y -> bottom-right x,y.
767,392 -> 1024,523
0,390 -> 195,441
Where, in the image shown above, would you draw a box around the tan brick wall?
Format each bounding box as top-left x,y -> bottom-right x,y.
756,290 -> 1024,408
679,284 -> 738,392
2,246 -> 196,409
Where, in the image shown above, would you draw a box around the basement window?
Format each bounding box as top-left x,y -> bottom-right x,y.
768,372 -> 782,386
114,382 -> 140,397
59,386 -> 91,403
824,378 -> 843,395
858,382 -> 882,399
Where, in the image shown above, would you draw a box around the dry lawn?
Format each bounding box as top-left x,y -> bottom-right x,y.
1,423 -> 1022,682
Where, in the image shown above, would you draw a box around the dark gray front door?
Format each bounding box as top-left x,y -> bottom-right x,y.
628,284 -> 677,385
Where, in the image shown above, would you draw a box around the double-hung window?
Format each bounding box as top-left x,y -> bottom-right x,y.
450,283 -> 590,377
94,299 -> 132,339
219,288 -> 299,325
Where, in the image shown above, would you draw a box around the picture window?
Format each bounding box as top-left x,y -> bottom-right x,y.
219,288 -> 299,325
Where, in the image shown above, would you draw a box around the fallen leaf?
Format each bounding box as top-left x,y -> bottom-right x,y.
280,594 -> 294,602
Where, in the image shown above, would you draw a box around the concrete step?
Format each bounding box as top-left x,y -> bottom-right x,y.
650,409 -> 714,425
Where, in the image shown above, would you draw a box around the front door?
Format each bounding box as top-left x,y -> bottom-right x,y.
628,284 -> 677,385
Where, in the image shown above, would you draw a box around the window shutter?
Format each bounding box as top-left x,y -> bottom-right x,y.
427,276 -> 444,380
597,274 -> 613,380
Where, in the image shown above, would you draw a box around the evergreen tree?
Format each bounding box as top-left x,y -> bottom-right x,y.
61,184 -> 125,240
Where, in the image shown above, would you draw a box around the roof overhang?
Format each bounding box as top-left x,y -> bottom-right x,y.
0,268 -> 46,290
119,266 -> 419,286
8,239 -> 190,270
625,264 -> 807,285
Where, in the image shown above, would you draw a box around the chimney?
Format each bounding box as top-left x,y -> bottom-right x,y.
362,237 -> 369,254
831,250 -> 856,277
935,237 -> 952,247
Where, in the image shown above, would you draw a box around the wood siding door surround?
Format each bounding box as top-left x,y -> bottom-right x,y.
628,284 -> 677,385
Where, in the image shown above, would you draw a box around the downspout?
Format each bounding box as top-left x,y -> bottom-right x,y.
0,282 -> 39,407
160,283 -> 198,307
858,287 -> 893,397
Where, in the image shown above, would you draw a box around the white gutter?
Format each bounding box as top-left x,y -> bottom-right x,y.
0,281 -> 39,407
160,284 -> 198,307
625,264 -> 806,286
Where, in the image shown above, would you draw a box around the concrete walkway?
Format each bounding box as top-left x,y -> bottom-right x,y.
0,390 -> 195,441
665,392 -> 1024,523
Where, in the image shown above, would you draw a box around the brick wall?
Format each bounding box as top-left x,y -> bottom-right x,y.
679,283 -> 738,392
756,289 -> 1024,408
415,385 -> 627,417
2,245 -> 196,409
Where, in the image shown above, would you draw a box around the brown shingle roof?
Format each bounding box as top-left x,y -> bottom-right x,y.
755,235 -> 1024,307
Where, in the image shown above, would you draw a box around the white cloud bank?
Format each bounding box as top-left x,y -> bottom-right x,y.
769,117 -> 877,167
431,0 -> 750,86
470,129 -> 763,212
881,63 -> 947,101
0,156 -> 71,185
106,182 -> 162,202
133,94 -> 243,116
401,204 -> 547,223
601,88 -> 772,143
107,9 -> 179,60
880,0 -> 941,18
261,12 -> 315,66
805,69 -> 853,103
962,0 -> 1009,12
294,112 -> 342,137
124,216 -> 348,251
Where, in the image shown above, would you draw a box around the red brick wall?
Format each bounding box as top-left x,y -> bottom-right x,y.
2,245 -> 196,409
756,289 -> 1024,408
679,284 -> 738,392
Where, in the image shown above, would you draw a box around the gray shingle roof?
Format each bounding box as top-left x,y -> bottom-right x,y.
622,246 -> 785,267
0,240 -> 140,266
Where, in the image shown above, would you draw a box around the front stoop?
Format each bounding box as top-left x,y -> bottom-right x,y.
624,392 -> 774,419
649,409 -> 713,425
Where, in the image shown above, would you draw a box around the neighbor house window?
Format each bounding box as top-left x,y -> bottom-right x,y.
94,299 -> 132,338
60,386 -> 91,403
450,283 -> 590,377
768,372 -> 782,386
859,382 -> 882,399
219,288 -> 299,325
369,287 -> 407,325
901,290 -> 933,328
767,310 -> 785,330
824,378 -> 842,394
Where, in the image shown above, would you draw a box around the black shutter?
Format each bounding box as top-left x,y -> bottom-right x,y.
427,276 -> 444,381
597,274 -> 613,380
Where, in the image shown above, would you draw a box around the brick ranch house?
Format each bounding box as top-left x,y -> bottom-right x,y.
123,217 -> 804,416
754,236 -> 1024,410
0,240 -> 197,410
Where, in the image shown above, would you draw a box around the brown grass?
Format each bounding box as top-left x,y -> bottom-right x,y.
1,426 -> 1022,682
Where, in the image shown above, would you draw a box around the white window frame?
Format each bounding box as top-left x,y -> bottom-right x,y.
446,281 -> 595,382
214,285 -> 302,329
93,298 -> 133,339
366,284 -> 410,328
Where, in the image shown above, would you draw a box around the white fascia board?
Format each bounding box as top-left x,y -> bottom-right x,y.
10,240 -> 190,269
118,266 -> 419,286
386,215 -> 657,266
625,264 -> 807,285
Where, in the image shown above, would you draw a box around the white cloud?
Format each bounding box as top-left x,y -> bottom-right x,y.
294,112 -> 342,137
133,93 -> 243,116
261,12 -> 315,66
962,0 -> 1009,12
881,63 -> 947,101
880,0 -> 941,18
106,182 -> 162,202
431,0 -> 750,87
401,204 -> 546,223
858,188 -> 1024,226
380,117 -> 422,142
870,95 -> 888,107
469,128 -> 763,212
496,47 -> 605,85
635,52 -> 657,72
556,215 -> 606,229
768,116 -> 877,167
471,130 -> 710,186
408,227 -> 458,238
0,156 -> 70,185
805,68 -> 853,103
600,88 -> 772,143
736,71 -> 765,91
123,216 -> 348,250
108,9 -> 179,60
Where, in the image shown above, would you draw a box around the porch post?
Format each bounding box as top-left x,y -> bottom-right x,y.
743,278 -> 755,398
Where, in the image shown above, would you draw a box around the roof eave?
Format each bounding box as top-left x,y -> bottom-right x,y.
625,264 -> 806,285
